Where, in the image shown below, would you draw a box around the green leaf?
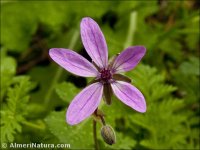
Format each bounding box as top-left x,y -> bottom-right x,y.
127,64 -> 177,101
45,111 -> 94,149
1,2 -> 37,52
0,56 -> 17,99
1,1 -> 111,52
179,56 -> 199,76
55,82 -> 80,103
125,64 -> 191,149
1,76 -> 34,142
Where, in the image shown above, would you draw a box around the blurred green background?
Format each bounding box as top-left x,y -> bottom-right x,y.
1,0 -> 199,149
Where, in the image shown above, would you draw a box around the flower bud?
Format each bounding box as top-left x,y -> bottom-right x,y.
101,125 -> 116,145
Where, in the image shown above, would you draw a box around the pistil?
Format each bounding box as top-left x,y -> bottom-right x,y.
100,68 -> 112,84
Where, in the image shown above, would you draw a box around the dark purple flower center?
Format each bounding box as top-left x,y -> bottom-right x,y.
100,68 -> 112,83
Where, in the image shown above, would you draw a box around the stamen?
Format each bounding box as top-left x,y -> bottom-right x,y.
100,68 -> 112,83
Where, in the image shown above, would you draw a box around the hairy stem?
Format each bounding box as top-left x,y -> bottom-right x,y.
93,119 -> 98,150
100,115 -> 106,126
93,109 -> 99,150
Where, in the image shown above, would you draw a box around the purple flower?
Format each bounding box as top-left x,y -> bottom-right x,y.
49,17 -> 146,125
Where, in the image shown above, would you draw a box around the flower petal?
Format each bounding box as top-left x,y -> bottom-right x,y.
66,82 -> 103,125
112,46 -> 146,73
111,81 -> 146,113
81,17 -> 108,68
49,48 -> 98,77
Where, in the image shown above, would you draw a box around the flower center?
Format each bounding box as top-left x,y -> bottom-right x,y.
100,68 -> 112,83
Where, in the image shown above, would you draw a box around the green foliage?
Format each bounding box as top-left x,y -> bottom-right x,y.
0,55 -> 17,99
45,111 -> 94,149
171,56 -> 199,104
1,1 -> 112,52
55,82 -> 80,103
179,56 -> 199,76
127,65 -> 187,149
1,76 -> 35,143
127,65 -> 177,102
0,1 -> 199,149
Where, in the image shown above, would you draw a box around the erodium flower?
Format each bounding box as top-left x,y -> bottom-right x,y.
49,17 -> 146,125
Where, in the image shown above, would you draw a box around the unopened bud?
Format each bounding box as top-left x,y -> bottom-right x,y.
101,125 -> 116,145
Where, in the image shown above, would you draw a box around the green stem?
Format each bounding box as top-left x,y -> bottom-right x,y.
22,120 -> 45,130
124,11 -> 137,49
93,119 -> 98,150
44,29 -> 79,104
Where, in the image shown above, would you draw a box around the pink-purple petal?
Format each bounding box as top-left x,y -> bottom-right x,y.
66,82 -> 103,125
49,48 -> 98,77
112,46 -> 146,73
81,17 -> 108,69
111,81 -> 146,113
